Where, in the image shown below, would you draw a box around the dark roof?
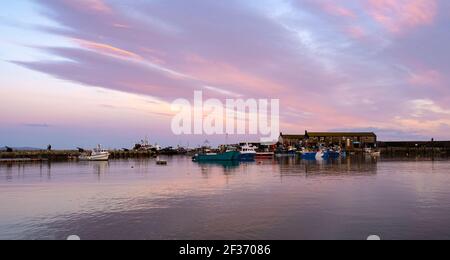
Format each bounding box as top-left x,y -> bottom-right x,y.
281,132 -> 377,138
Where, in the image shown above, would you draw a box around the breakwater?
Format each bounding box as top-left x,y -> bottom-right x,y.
378,141 -> 450,158
0,150 -> 78,161
0,150 -> 158,162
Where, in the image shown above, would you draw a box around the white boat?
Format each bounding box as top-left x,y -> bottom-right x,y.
370,151 -> 381,157
79,145 -> 110,161
314,151 -> 322,160
239,143 -> 257,161
364,147 -> 381,157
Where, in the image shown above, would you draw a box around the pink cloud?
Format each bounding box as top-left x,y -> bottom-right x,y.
346,26 -> 367,39
409,69 -> 442,87
65,0 -> 113,14
368,0 -> 438,33
73,39 -> 142,60
321,2 -> 356,18
183,54 -> 287,97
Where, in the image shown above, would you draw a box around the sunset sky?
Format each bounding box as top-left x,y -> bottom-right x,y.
1,0 -> 449,149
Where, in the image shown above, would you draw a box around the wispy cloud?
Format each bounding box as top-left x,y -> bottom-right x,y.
22,123 -> 51,128
64,0 -> 113,14
368,0 -> 438,33
73,38 -> 141,60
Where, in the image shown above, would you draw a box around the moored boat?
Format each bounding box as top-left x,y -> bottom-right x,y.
239,143 -> 257,161
275,147 -> 297,157
300,148 -> 342,160
326,150 -> 341,159
134,138 -> 161,152
255,152 -> 274,159
192,150 -> 241,162
370,151 -> 381,157
79,145 -> 110,161
301,151 -> 318,160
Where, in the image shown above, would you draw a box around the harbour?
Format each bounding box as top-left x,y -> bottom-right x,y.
2,132 -> 450,240
2,131 -> 449,163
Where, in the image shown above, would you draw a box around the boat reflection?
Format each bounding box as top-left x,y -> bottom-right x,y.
276,156 -> 379,177
196,161 -> 241,168
92,161 -> 109,178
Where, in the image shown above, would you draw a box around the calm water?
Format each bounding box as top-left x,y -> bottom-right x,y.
0,156 -> 450,240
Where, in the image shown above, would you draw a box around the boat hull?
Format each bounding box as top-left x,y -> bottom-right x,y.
275,151 -> 297,157
301,151 -> 341,160
301,152 -> 317,160
326,151 -> 340,159
79,153 -> 110,161
239,152 -> 256,161
370,152 -> 381,157
255,152 -> 274,159
193,151 -> 240,162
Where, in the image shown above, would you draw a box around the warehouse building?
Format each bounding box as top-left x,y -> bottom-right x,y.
279,131 -> 377,149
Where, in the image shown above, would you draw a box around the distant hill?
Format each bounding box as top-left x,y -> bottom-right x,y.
0,147 -> 43,151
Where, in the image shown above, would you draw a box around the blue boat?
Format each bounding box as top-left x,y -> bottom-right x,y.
300,150 -> 342,160
326,150 -> 341,159
301,152 -> 318,160
239,144 -> 257,161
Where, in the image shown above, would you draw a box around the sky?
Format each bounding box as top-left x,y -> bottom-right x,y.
1,0 -> 449,149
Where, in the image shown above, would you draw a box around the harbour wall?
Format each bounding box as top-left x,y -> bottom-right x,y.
378,141 -> 450,158
0,150 -> 158,162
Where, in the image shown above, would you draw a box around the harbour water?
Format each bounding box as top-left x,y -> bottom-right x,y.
1,156 -> 450,240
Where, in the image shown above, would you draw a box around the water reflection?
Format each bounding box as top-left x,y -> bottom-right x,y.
197,161 -> 241,169
0,161 -> 113,181
91,162 -> 109,179
273,156 -> 378,177
0,156 -> 380,181
1,157 -> 450,240
39,162 -> 52,180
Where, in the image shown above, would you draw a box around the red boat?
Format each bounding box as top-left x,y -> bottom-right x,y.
255,152 -> 274,159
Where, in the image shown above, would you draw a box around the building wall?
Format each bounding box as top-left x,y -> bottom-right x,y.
280,133 -> 377,148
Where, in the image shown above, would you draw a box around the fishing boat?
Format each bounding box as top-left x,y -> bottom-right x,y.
275,147 -> 297,157
192,148 -> 241,162
364,147 -> 381,157
326,150 -> 341,159
299,147 -> 318,160
239,143 -> 257,161
300,148 -> 342,161
255,152 -> 274,159
134,137 -> 161,152
370,151 -> 381,157
79,145 -> 110,161
300,151 -> 318,160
